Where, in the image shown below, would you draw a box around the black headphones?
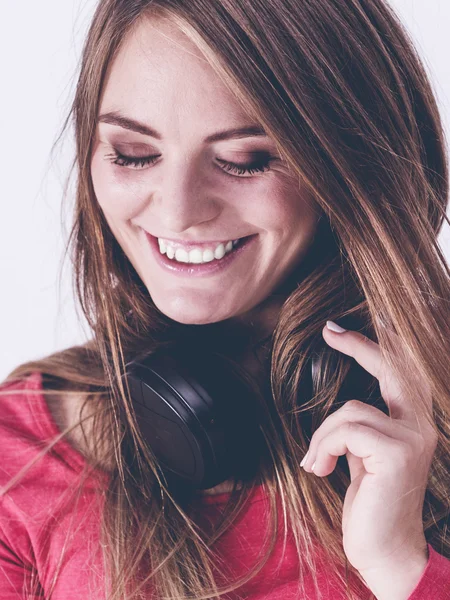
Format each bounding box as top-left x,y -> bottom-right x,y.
122,330 -> 383,491
123,345 -> 269,491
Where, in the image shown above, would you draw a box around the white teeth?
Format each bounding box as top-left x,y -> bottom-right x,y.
158,238 -> 241,264
214,244 -> 226,260
174,248 -> 188,263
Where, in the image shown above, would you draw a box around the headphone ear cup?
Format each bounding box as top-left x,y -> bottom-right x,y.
124,347 -> 265,491
125,356 -> 215,487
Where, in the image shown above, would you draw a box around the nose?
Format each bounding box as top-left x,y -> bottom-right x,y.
150,155 -> 220,234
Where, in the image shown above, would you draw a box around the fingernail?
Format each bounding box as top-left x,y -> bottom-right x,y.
311,461 -> 316,471
326,320 -> 347,333
300,450 -> 309,468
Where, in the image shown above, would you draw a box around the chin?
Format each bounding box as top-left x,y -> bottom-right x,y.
152,297 -> 231,326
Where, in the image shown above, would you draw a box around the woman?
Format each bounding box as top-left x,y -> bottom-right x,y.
1,0 -> 449,598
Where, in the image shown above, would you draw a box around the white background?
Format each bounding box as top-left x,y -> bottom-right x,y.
1,0 -> 449,381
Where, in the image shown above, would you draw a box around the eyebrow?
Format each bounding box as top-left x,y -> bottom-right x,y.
98,111 -> 268,143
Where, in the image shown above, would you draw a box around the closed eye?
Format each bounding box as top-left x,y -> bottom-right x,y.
105,151 -> 276,177
216,156 -> 273,176
106,152 -> 158,170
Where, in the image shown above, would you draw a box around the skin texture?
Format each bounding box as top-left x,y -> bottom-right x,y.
90,16 -> 320,335
87,16 -> 321,493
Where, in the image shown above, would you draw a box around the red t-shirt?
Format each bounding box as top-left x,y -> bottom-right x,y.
0,371 -> 449,599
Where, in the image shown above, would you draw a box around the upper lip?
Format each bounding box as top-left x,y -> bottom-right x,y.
146,232 -> 250,250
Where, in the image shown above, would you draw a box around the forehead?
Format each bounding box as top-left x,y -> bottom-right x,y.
99,15 -> 250,128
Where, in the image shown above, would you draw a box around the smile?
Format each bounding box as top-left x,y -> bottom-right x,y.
145,232 -> 258,278
158,238 -> 240,264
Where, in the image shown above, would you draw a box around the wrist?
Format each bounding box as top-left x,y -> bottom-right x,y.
358,544 -> 429,600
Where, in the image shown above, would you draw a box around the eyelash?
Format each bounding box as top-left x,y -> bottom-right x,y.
219,157 -> 273,176
106,151 -> 274,176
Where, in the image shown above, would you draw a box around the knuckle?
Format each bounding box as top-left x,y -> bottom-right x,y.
343,399 -> 364,412
356,331 -> 372,347
345,420 -> 363,434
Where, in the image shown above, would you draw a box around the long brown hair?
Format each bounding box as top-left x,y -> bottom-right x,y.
2,1 -> 449,598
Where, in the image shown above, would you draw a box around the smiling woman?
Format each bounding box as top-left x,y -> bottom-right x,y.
1,1 -> 450,600
90,16 -> 320,330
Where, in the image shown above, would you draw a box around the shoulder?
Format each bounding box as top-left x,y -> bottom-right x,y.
44,388 -> 91,457
0,372 -> 41,443
0,371 -> 84,455
0,371 -> 113,474
0,373 -> 109,589
43,382 -> 115,472
0,373 -> 86,498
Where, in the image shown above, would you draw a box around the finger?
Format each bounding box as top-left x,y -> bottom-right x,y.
304,421 -> 403,477
307,400 -> 415,456
322,323 -> 415,424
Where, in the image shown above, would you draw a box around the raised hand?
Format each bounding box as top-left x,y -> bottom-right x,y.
300,320 -> 438,599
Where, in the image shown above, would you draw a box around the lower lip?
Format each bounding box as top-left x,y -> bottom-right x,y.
145,232 -> 258,278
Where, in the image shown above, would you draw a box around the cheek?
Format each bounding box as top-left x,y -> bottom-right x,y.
261,184 -> 320,272
256,179 -> 319,239
90,154 -> 149,221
